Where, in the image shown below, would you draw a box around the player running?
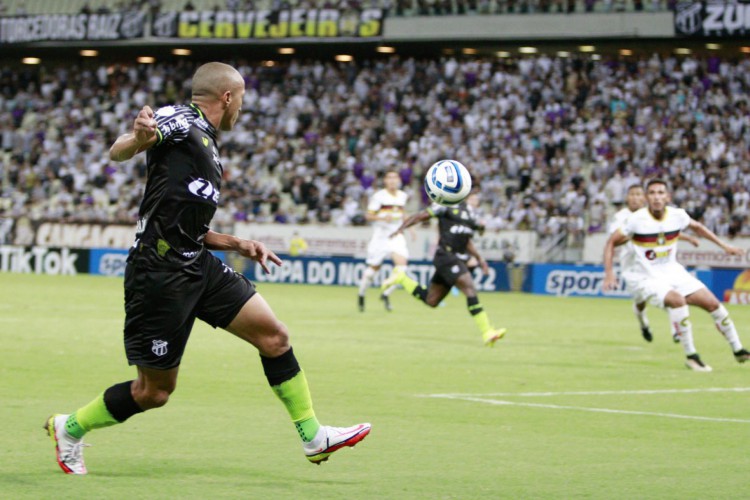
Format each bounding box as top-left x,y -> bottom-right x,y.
382,192 -> 506,346
609,184 -> 699,343
358,170 -> 409,312
44,63 -> 370,475
604,178 -> 750,372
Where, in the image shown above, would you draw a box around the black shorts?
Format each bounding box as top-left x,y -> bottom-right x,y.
123,251 -> 256,370
431,248 -> 470,288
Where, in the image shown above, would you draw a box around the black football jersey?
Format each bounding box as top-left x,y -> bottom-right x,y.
129,103 -> 222,269
428,202 -> 482,260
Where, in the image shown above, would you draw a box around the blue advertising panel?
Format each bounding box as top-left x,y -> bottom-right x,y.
710,268 -> 750,304
527,263 -> 721,300
528,264 -> 629,297
74,249 -> 749,304
89,248 -> 129,276
89,249 -> 227,277
242,254 -> 511,292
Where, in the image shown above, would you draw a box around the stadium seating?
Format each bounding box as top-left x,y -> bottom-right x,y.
0,0 -> 668,16
1,53 -> 748,244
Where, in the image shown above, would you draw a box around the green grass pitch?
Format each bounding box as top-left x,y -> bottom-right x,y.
1,273 -> 749,499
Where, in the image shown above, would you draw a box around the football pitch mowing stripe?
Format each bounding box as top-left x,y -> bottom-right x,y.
2,273 -> 750,499
424,388 -> 750,424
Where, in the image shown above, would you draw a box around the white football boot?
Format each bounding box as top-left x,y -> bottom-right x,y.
44,414 -> 89,475
684,354 -> 712,373
303,423 -> 371,464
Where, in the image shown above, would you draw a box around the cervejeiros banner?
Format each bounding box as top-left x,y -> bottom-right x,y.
151,8 -> 384,39
675,0 -> 750,37
0,11 -> 146,43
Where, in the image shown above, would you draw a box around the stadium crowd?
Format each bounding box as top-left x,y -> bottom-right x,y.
2,53 -> 750,244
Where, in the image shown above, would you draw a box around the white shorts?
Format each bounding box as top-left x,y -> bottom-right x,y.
366,233 -> 409,266
622,265 -> 705,308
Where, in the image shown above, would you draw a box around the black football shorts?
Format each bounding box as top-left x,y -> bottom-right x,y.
123,251 -> 256,369
431,248 -> 470,288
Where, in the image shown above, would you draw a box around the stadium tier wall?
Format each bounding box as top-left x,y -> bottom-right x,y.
0,6 -> 741,47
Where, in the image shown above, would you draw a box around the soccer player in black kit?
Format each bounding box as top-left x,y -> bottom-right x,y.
383,192 -> 506,346
44,62 -> 370,475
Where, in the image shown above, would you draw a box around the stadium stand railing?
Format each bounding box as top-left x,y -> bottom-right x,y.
0,0 -> 670,16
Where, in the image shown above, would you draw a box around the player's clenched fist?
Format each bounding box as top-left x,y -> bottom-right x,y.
602,272 -> 618,292
134,106 -> 156,145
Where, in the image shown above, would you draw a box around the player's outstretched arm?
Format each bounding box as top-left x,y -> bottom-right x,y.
390,210 -> 430,238
679,233 -> 700,247
110,106 -> 159,162
467,239 -> 489,274
687,220 -> 743,255
204,230 -> 282,274
603,229 -> 628,291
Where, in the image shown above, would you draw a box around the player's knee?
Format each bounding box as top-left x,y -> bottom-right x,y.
272,320 -> 289,341
262,320 -> 290,356
664,294 -> 686,308
148,390 -> 171,408
134,387 -> 173,409
149,390 -> 170,408
705,299 -> 721,312
667,298 -> 687,308
425,298 -> 440,308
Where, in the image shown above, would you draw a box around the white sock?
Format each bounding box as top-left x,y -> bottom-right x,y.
710,305 -> 743,352
632,302 -> 649,329
669,305 -> 695,355
382,265 -> 407,297
358,267 -> 376,296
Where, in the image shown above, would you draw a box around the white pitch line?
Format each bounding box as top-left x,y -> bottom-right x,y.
427,395 -> 750,424
425,387 -> 750,398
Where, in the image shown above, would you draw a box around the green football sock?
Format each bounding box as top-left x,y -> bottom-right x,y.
467,297 -> 492,334
472,310 -> 492,334
65,393 -> 119,439
272,371 -> 320,442
402,274 -> 429,302
400,274 -> 419,295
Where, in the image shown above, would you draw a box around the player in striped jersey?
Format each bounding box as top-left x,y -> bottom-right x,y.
604,179 -> 750,371
609,185 -> 698,343
357,170 -> 410,312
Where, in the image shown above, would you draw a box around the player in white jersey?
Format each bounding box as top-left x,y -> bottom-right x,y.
604,179 -> 750,372
609,185 -> 698,343
357,170 -> 409,312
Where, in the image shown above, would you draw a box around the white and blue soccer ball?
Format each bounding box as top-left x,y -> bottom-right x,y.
424,159 -> 472,206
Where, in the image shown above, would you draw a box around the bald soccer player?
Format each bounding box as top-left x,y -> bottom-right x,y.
44,62 -> 370,474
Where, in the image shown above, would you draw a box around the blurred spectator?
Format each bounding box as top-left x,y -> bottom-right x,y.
288,231 -> 308,255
